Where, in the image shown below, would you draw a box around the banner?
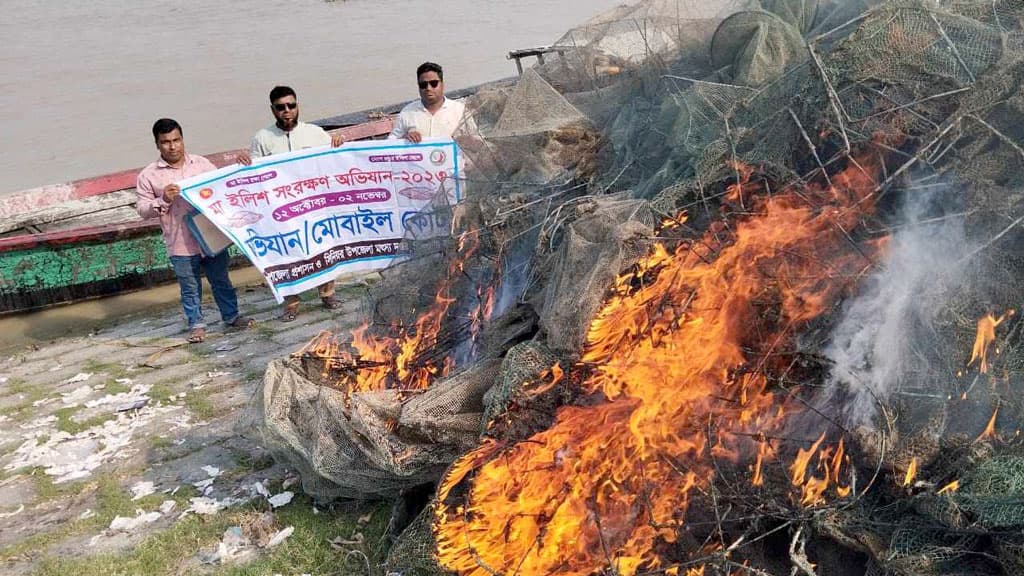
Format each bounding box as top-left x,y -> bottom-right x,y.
178,138 -> 460,302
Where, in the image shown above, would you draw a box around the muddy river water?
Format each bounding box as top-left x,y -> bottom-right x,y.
0,0 -> 622,348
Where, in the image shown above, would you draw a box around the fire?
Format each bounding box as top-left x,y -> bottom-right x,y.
298,229 -> 494,394
968,310 -> 1014,374
976,404 -> 999,442
435,150 -> 884,576
937,480 -> 960,495
902,457 -> 918,487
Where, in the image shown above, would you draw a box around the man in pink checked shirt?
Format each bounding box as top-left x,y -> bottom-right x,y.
136,118 -> 253,343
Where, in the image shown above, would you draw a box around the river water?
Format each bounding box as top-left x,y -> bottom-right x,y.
0,0 -> 622,194
0,0 -> 624,347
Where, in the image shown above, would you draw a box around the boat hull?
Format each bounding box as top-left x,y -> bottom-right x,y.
0,221 -> 248,313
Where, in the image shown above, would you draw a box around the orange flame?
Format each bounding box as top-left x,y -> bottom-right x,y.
435,150 -> 884,576
902,457 -> 918,487
300,229 -> 497,394
969,310 -> 1014,374
937,480 -> 960,495
976,404 -> 999,442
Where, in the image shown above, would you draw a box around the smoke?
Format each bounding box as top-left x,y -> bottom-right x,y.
822,184 -> 975,427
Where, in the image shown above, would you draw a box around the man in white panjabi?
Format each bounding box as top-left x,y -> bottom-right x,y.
238,85 -> 346,322
389,62 -> 473,142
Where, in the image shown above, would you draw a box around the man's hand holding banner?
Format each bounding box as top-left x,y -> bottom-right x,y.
178,138 -> 460,302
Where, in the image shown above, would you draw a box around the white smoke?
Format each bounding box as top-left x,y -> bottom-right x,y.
823,187 -> 974,427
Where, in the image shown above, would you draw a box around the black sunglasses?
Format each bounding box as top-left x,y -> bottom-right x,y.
418,79 -> 441,90
273,102 -> 298,111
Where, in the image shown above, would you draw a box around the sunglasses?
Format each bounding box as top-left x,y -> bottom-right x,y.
273,102 -> 298,111
418,79 -> 441,90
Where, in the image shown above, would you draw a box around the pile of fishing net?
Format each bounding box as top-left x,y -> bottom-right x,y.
246,0 -> 1024,574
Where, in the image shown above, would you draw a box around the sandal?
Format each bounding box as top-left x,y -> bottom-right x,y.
226,315 -> 255,329
321,296 -> 342,310
279,312 -> 297,323
188,327 -> 206,343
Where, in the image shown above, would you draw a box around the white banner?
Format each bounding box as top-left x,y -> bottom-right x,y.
178,138 -> 460,302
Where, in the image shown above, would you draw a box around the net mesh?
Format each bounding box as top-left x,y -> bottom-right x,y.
244,0 -> 1024,574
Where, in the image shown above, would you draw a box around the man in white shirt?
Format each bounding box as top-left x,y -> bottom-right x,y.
239,86 -> 345,321
389,62 -> 473,141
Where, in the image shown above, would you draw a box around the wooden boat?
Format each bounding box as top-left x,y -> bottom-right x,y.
0,115 -> 396,314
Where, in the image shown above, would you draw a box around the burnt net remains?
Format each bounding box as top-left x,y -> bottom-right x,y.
247,1 -> 1024,574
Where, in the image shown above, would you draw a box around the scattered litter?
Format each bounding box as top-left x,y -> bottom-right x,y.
116,398 -> 149,412
194,478 -> 215,490
79,509 -> 96,520
265,526 -> 294,548
170,485 -> 181,495
0,376 -> 7,383
0,504 -> 25,518
32,397 -> 57,408
202,465 -> 223,478
0,415 -> 8,424
85,383 -> 151,409
48,364 -> 63,372
329,533 -> 365,548
5,399 -> 180,483
115,378 -> 134,385
206,371 -> 230,379
92,384 -> 106,391
159,500 -> 177,514
64,372 -> 93,384
214,343 -> 238,352
61,385 -> 93,405
252,481 -> 271,498
189,496 -> 224,515
130,481 -> 156,501
88,534 -> 103,547
19,415 -> 56,430
268,491 -> 294,508
281,474 -> 299,490
109,510 -> 162,532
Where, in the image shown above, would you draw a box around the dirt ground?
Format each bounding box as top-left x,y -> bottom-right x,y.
0,273 -> 387,576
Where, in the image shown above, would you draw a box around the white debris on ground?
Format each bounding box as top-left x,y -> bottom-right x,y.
109,510 -> 162,532
252,481 -> 271,498
61,385 -> 94,406
186,496 -> 246,516
265,526 -> 294,548
64,372 -> 93,384
159,500 -> 177,515
202,465 -> 222,478
3,383 -> 188,483
0,504 -> 25,518
130,481 -> 156,501
83,383 -> 150,409
267,491 -> 294,508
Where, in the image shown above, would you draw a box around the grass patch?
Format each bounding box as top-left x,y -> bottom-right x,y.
4,377 -> 31,396
53,407 -> 115,435
0,473 -> 130,562
27,494 -> 389,576
82,360 -> 130,380
148,436 -> 174,451
183,387 -> 216,421
252,323 -> 278,341
242,368 -> 265,383
0,379 -> 53,422
146,381 -> 178,404
30,468 -> 92,503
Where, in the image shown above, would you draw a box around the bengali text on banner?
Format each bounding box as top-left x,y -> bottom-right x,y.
178,137 -> 460,302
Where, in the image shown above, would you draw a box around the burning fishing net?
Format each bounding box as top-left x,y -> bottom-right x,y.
247,0 -> 1024,574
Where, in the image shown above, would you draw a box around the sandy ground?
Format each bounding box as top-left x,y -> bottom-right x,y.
0,273 -> 374,574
